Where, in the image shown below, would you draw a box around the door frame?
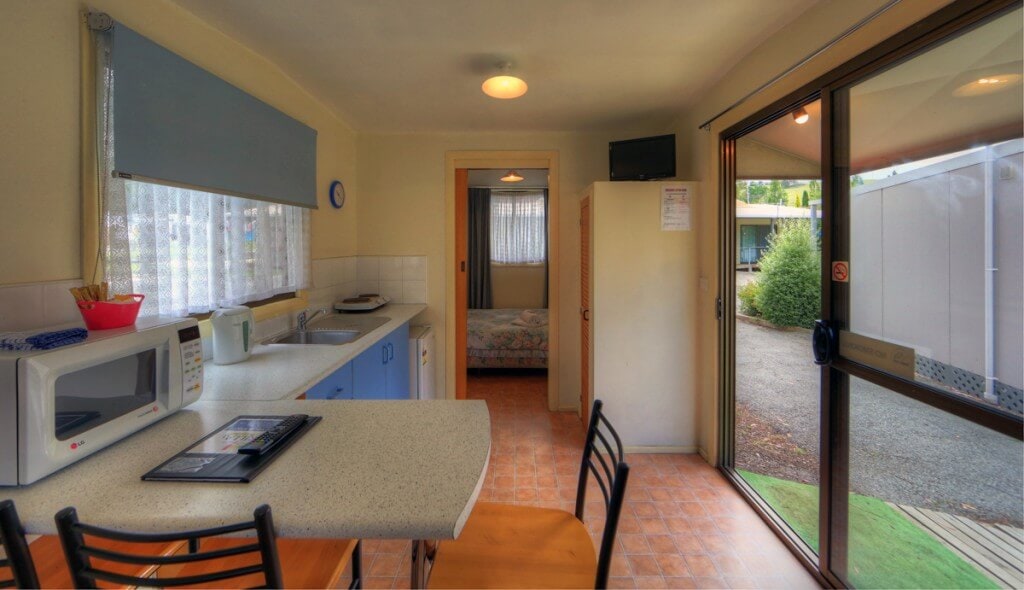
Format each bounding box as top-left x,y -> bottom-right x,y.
444,151 -> 560,410
717,0 -> 1023,586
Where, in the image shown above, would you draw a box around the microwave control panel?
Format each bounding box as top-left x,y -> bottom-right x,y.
179,325 -> 204,406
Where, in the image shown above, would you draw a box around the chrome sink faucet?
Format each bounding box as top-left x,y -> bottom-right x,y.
297,308 -> 329,331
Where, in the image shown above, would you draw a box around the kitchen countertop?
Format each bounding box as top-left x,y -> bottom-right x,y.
202,304 -> 426,402
3,399 -> 490,540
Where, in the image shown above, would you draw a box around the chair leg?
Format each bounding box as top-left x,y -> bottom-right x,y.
348,540 -> 362,590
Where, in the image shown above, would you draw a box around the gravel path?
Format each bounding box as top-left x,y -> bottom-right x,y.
736,319 -> 1024,526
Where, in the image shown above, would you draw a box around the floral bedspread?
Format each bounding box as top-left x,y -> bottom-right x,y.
467,308 -> 548,368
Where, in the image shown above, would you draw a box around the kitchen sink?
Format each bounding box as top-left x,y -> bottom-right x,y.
263,314 -> 391,345
268,329 -> 361,345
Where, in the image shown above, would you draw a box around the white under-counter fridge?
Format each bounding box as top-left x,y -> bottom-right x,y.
409,325 -> 435,399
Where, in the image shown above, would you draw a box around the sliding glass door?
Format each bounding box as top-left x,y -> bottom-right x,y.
830,9 -> 1023,586
721,2 -> 1023,587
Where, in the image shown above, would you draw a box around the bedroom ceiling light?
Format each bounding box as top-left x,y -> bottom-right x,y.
500,170 -> 524,183
792,107 -> 810,124
482,63 -> 528,99
953,74 -> 1021,97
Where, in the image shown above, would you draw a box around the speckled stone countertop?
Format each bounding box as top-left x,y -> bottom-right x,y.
202,304 -> 426,402
3,399 -> 490,540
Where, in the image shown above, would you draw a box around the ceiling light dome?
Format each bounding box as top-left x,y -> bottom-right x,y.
482,63 -> 527,99
500,170 -> 524,182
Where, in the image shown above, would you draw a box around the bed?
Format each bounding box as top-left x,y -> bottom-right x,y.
467,308 -> 548,369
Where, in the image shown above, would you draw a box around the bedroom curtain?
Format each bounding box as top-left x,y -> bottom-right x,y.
542,189 -> 549,308
468,188 -> 492,309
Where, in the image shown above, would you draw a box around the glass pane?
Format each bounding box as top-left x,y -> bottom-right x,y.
847,8 -> 1023,417
54,349 -> 157,440
733,99 -> 822,552
842,376 -> 1023,589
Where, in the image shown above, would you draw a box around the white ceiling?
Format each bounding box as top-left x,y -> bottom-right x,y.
468,169 -> 549,187
172,0 -> 819,133
741,8 -> 1022,173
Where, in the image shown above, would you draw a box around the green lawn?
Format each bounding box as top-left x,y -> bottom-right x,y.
738,470 -> 998,589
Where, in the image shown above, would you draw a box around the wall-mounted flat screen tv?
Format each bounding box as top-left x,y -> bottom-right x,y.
609,134 -> 676,181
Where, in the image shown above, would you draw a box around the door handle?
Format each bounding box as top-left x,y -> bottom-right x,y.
812,320 -> 838,366
582,309 -> 590,321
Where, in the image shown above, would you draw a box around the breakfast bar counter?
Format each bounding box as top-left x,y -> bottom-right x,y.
3,399 -> 491,543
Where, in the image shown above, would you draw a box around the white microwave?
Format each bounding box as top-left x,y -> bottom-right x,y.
0,317 -> 203,486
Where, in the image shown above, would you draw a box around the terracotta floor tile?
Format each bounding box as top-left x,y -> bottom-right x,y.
645,534 -> 678,554
619,533 -> 652,554
608,577 -> 637,589
694,576 -> 728,589
656,553 -> 691,577
713,553 -> 750,577
363,576 -> 396,589
664,576 -> 699,589
634,575 -> 669,588
626,554 -> 662,576
724,575 -> 759,589
672,533 -> 706,555
639,517 -> 669,534
684,554 -> 720,578
367,553 -> 403,577
630,502 -> 660,518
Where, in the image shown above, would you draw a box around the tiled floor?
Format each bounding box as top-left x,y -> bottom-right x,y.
361,373 -> 820,589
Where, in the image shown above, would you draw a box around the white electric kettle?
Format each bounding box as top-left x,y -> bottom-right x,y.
210,306 -> 255,365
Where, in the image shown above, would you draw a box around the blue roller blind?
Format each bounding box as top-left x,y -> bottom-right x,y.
110,23 -> 317,208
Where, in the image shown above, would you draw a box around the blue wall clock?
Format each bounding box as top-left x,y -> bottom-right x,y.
329,180 -> 346,209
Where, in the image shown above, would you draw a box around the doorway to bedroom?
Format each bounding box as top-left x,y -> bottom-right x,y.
462,168 -> 550,410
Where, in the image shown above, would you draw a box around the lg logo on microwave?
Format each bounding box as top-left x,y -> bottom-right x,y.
69,439 -> 86,451
136,405 -> 160,418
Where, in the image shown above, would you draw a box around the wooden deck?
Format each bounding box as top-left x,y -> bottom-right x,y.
892,504 -> 1024,589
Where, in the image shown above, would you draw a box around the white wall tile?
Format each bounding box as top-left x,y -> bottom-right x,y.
403,256 -> 427,280
328,258 -> 346,287
342,258 -> 357,283
311,259 -> 332,289
403,280 -> 427,304
43,280 -> 85,326
380,256 -> 404,281
356,256 -> 379,281
0,284 -> 45,332
379,280 -> 404,303
355,280 -> 380,296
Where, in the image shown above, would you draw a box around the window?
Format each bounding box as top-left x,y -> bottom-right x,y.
489,190 -> 546,264
94,20 -> 310,317
105,181 -> 309,317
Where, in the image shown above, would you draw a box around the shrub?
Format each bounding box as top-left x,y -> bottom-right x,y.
755,220 -> 820,328
737,280 -> 761,316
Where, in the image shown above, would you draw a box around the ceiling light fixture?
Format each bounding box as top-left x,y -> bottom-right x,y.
953,73 -> 1021,97
792,107 -> 810,125
482,63 -> 528,99
500,170 -> 524,183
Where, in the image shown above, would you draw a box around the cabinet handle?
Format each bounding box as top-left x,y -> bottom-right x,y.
383,345 -> 388,365
388,342 -> 394,361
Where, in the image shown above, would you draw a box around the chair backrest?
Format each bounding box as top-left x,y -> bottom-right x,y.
0,500 -> 41,589
55,504 -> 284,589
574,399 -> 630,590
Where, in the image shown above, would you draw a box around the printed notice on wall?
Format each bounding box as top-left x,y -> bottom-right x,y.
661,185 -> 691,231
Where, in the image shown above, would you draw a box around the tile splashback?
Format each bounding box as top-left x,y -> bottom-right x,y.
0,279 -> 85,332
308,255 -> 427,311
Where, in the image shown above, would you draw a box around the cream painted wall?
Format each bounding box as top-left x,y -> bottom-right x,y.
665,0 -> 954,462
356,132 -> 653,409
0,0 -> 357,287
491,265 -> 546,309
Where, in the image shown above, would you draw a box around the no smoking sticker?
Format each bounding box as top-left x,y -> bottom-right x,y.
832,261 -> 849,283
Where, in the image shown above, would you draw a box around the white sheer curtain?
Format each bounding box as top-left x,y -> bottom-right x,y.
95,27 -> 310,317
490,190 -> 546,264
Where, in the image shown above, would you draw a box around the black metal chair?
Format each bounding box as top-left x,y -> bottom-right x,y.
429,399 -> 630,589
55,504 -> 362,589
0,500 -> 40,589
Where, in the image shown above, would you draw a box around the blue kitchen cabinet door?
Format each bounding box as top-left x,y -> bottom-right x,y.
352,343 -> 388,400
306,362 -> 353,400
385,322 -> 410,399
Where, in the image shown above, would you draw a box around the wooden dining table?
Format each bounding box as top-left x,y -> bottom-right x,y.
1,399 -> 492,588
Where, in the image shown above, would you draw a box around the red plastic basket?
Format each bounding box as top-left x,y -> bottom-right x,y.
76,294 -> 145,330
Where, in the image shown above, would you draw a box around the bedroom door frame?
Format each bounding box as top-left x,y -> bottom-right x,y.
445,151 -> 560,410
